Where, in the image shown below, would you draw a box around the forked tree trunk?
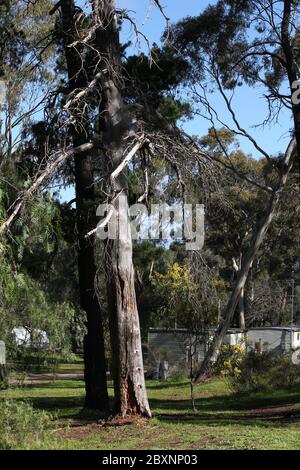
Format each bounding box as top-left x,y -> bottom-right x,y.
94,0 -> 151,417
60,0 -> 109,410
194,138 -> 296,383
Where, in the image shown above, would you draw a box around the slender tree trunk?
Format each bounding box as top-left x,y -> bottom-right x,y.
94,0 -> 151,417
279,289 -> 288,324
194,138 -> 296,383
239,287 -> 245,330
60,0 -> 109,410
0,364 -> 8,387
238,253 -> 246,329
233,254 -> 246,329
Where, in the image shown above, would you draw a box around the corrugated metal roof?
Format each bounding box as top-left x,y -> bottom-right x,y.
148,327 -> 245,334
248,326 -> 300,332
149,326 -> 300,333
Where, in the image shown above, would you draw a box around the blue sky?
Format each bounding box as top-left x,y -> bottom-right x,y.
117,0 -> 292,157
60,0 -> 293,203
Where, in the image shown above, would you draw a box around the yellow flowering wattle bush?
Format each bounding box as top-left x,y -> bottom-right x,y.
216,340 -> 246,378
152,263 -> 194,290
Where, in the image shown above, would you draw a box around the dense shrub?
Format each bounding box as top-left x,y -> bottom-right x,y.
214,342 -> 245,378
0,399 -> 51,449
229,351 -> 300,393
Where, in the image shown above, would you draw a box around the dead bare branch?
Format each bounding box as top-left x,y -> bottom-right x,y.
0,142 -> 94,235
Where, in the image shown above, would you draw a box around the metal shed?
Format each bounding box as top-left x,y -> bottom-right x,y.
246,326 -> 300,353
147,327 -> 245,378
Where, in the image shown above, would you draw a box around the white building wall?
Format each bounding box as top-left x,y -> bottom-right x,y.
292,331 -> 300,349
224,332 -> 245,346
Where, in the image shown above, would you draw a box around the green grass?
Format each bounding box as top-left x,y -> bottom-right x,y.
1,369 -> 300,450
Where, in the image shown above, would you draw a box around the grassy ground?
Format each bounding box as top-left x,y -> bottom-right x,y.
1,363 -> 300,450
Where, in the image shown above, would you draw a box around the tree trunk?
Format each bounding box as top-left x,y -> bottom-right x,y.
0,364 -> 8,387
194,138 -> 296,383
233,254 -> 246,329
60,0 -> 109,411
282,0 -> 300,175
239,287 -> 245,330
105,194 -> 151,417
94,0 -> 151,417
279,289 -> 288,324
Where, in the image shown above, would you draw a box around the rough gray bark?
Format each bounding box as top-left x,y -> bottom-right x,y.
195,138 -> 296,383
95,0 -> 151,417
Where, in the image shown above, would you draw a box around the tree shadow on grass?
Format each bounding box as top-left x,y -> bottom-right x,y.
149,388 -> 300,429
18,380 -> 85,390
21,392 -> 115,418
1,394 -> 114,421
146,381 -> 189,390
149,391 -> 300,413
5,379 -> 114,391
2,379 -> 300,429
155,409 -> 300,429
24,395 -> 84,412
